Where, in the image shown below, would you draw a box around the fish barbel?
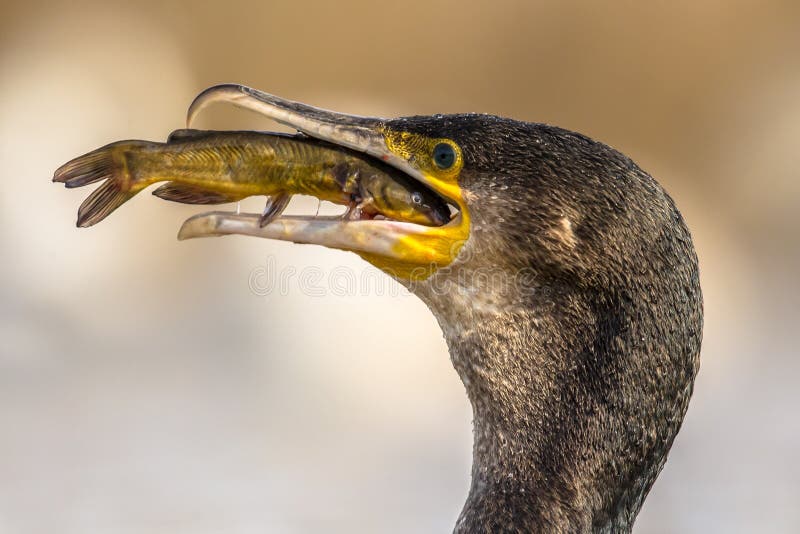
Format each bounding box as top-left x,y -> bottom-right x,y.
53,129 -> 451,228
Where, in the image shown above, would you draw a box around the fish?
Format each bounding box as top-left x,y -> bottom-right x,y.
53,129 -> 451,228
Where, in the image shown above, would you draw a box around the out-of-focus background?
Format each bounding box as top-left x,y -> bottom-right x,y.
1,1 -> 798,533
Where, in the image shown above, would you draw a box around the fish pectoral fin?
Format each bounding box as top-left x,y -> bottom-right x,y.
152,182 -> 242,205
259,193 -> 291,227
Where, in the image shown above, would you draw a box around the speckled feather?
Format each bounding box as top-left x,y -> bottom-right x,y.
386,115 -> 703,533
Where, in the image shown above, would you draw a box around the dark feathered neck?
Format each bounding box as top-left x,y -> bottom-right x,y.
446,288 -> 631,533
416,263 -> 699,533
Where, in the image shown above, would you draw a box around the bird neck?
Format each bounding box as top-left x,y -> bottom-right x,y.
431,287 -> 655,534
409,194 -> 701,533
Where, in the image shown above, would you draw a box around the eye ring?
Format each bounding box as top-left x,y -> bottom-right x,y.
432,143 -> 456,170
411,192 -> 423,204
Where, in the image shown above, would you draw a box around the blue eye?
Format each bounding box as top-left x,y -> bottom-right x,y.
433,143 -> 456,169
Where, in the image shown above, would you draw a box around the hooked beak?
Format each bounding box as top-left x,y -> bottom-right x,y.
178,84 -> 468,280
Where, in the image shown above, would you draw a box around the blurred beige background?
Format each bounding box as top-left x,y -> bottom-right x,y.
1,1 -> 798,532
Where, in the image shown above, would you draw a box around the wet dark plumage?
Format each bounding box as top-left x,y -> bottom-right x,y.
386,115 -> 703,533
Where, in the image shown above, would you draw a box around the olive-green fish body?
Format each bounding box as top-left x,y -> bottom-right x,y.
53,130 -> 450,228
124,134 -> 359,203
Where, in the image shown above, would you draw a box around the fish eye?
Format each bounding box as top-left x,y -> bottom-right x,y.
411,192 -> 423,204
433,143 -> 456,170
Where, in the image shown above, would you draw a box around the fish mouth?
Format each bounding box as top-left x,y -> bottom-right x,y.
178,84 -> 469,280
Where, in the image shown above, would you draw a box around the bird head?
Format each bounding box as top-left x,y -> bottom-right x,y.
181,87 -> 655,295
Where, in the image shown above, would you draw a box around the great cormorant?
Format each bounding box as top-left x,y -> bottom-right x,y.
70,84 -> 706,533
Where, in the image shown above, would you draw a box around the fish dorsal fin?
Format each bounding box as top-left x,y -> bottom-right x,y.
259,193 -> 291,227
167,128 -> 302,143
166,129 -> 219,143
152,182 -> 242,204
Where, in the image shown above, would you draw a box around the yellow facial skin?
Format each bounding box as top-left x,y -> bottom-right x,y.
357,129 -> 471,281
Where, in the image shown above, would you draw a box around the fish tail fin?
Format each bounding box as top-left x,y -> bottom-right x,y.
53,141 -> 145,227
75,179 -> 135,228
54,142 -> 124,188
